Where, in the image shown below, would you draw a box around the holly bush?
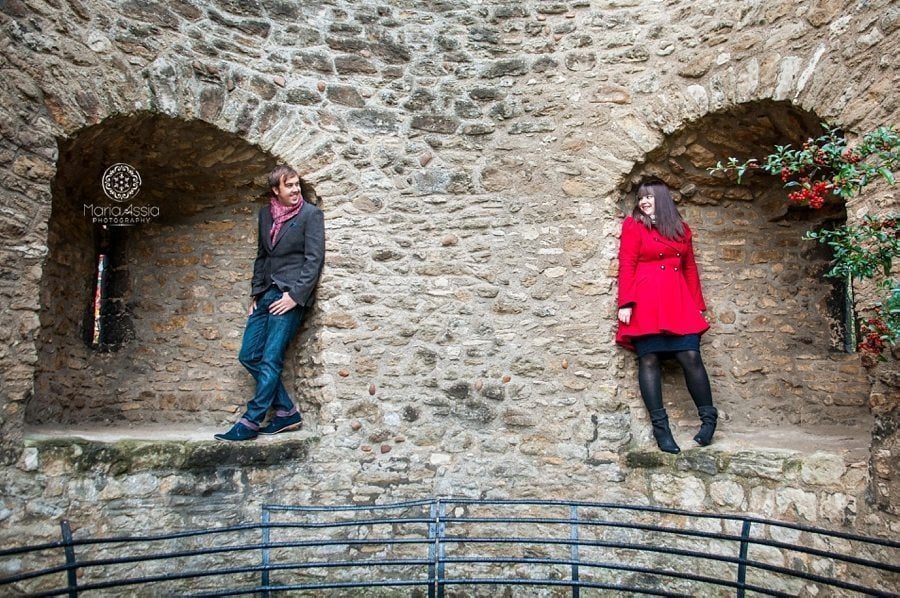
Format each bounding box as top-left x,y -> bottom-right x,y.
710,125 -> 899,208
710,125 -> 899,361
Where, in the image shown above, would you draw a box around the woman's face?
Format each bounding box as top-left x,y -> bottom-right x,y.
638,193 -> 655,217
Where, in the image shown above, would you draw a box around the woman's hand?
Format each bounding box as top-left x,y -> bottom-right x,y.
618,307 -> 632,325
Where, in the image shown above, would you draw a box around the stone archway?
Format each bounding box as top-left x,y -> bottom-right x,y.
27,113 -> 323,429
622,100 -> 872,450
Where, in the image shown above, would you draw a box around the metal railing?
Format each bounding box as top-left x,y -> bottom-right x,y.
1,498 -> 898,596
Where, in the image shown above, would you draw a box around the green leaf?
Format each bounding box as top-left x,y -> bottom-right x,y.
877,167 -> 895,185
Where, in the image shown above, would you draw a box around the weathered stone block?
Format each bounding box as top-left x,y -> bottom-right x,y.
650,474 -> 706,509
727,451 -> 788,481
775,487 -> 818,521
799,453 -> 847,486
709,479 -> 745,508
410,114 -> 460,134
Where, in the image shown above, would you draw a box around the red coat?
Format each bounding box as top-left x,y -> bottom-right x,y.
615,216 -> 709,351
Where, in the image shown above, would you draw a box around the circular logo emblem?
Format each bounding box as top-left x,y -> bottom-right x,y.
102,163 -> 142,203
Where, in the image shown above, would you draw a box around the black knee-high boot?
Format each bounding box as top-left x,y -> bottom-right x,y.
672,350 -> 717,447
694,405 -> 718,446
638,353 -> 679,454
649,408 -> 680,454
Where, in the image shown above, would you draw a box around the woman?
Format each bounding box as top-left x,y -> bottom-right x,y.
616,180 -> 718,454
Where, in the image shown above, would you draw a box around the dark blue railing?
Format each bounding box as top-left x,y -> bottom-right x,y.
1,498 -> 897,596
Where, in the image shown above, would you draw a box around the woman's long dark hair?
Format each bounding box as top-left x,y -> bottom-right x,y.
631,180 -> 685,240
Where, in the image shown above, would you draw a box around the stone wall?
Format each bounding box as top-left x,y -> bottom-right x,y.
0,0 -> 897,580
1,434 -> 887,594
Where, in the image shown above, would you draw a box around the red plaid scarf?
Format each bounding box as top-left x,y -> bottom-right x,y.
269,194 -> 304,243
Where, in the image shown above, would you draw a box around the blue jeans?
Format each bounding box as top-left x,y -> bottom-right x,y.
238,286 -> 305,426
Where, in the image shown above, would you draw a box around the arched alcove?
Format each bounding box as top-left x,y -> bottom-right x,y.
622,101 -> 872,450
27,113 -> 323,429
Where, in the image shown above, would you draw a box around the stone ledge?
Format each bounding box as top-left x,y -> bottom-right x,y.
627,423 -> 871,469
622,439 -> 871,525
626,439 -> 868,487
22,426 -> 316,474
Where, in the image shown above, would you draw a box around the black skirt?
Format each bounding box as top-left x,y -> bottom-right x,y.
633,334 -> 700,357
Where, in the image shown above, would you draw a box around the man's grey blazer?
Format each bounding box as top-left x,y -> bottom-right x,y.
250,202 -> 325,307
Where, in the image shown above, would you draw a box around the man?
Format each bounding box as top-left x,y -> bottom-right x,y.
215,165 -> 325,441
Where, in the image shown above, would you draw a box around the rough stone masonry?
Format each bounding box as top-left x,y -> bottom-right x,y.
0,0 -> 897,590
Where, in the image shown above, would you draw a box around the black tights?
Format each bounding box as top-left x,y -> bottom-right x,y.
637,350 -> 713,412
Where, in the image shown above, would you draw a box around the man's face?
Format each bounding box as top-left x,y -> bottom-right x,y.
273,175 -> 302,207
